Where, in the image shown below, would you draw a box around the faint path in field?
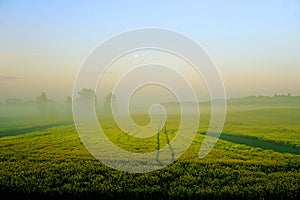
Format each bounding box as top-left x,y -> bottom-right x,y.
199,132 -> 300,155
0,121 -> 73,137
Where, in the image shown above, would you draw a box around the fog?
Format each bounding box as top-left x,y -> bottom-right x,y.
1,89 -> 299,124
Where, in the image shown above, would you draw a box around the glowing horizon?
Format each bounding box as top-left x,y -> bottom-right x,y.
0,0 -> 300,102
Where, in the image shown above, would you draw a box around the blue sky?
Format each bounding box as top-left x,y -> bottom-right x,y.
0,0 -> 300,101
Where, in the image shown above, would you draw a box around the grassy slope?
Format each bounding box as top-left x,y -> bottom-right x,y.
223,108 -> 300,147
0,108 -> 299,199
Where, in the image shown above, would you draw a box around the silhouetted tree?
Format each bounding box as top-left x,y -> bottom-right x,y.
36,92 -> 48,117
103,92 -> 115,114
65,96 -> 72,116
76,88 -> 97,107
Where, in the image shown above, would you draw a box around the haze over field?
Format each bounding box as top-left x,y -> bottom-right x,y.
1,0 -> 300,103
1,2 -> 300,198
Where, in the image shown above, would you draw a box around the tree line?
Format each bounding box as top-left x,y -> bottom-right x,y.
0,89 -> 115,118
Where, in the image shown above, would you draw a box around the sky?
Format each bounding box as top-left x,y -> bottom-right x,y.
0,0 -> 300,103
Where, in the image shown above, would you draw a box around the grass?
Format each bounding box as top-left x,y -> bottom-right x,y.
0,107 -> 299,199
222,108 -> 300,148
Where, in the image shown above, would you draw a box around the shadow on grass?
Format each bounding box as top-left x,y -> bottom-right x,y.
199,132 -> 300,155
0,121 -> 73,137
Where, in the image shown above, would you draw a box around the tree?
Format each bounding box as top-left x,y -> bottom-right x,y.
65,96 -> 72,116
103,92 -> 115,114
66,96 -> 72,104
76,88 -> 97,107
36,92 -> 48,117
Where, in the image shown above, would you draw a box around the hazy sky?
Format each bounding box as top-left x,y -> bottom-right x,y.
0,0 -> 300,102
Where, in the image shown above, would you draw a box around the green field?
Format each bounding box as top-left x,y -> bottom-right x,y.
0,107 -> 299,199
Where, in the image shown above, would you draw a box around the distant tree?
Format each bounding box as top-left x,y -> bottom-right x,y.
65,96 -> 72,116
103,92 -> 115,114
36,92 -> 48,117
66,96 -> 72,104
76,88 -> 97,107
